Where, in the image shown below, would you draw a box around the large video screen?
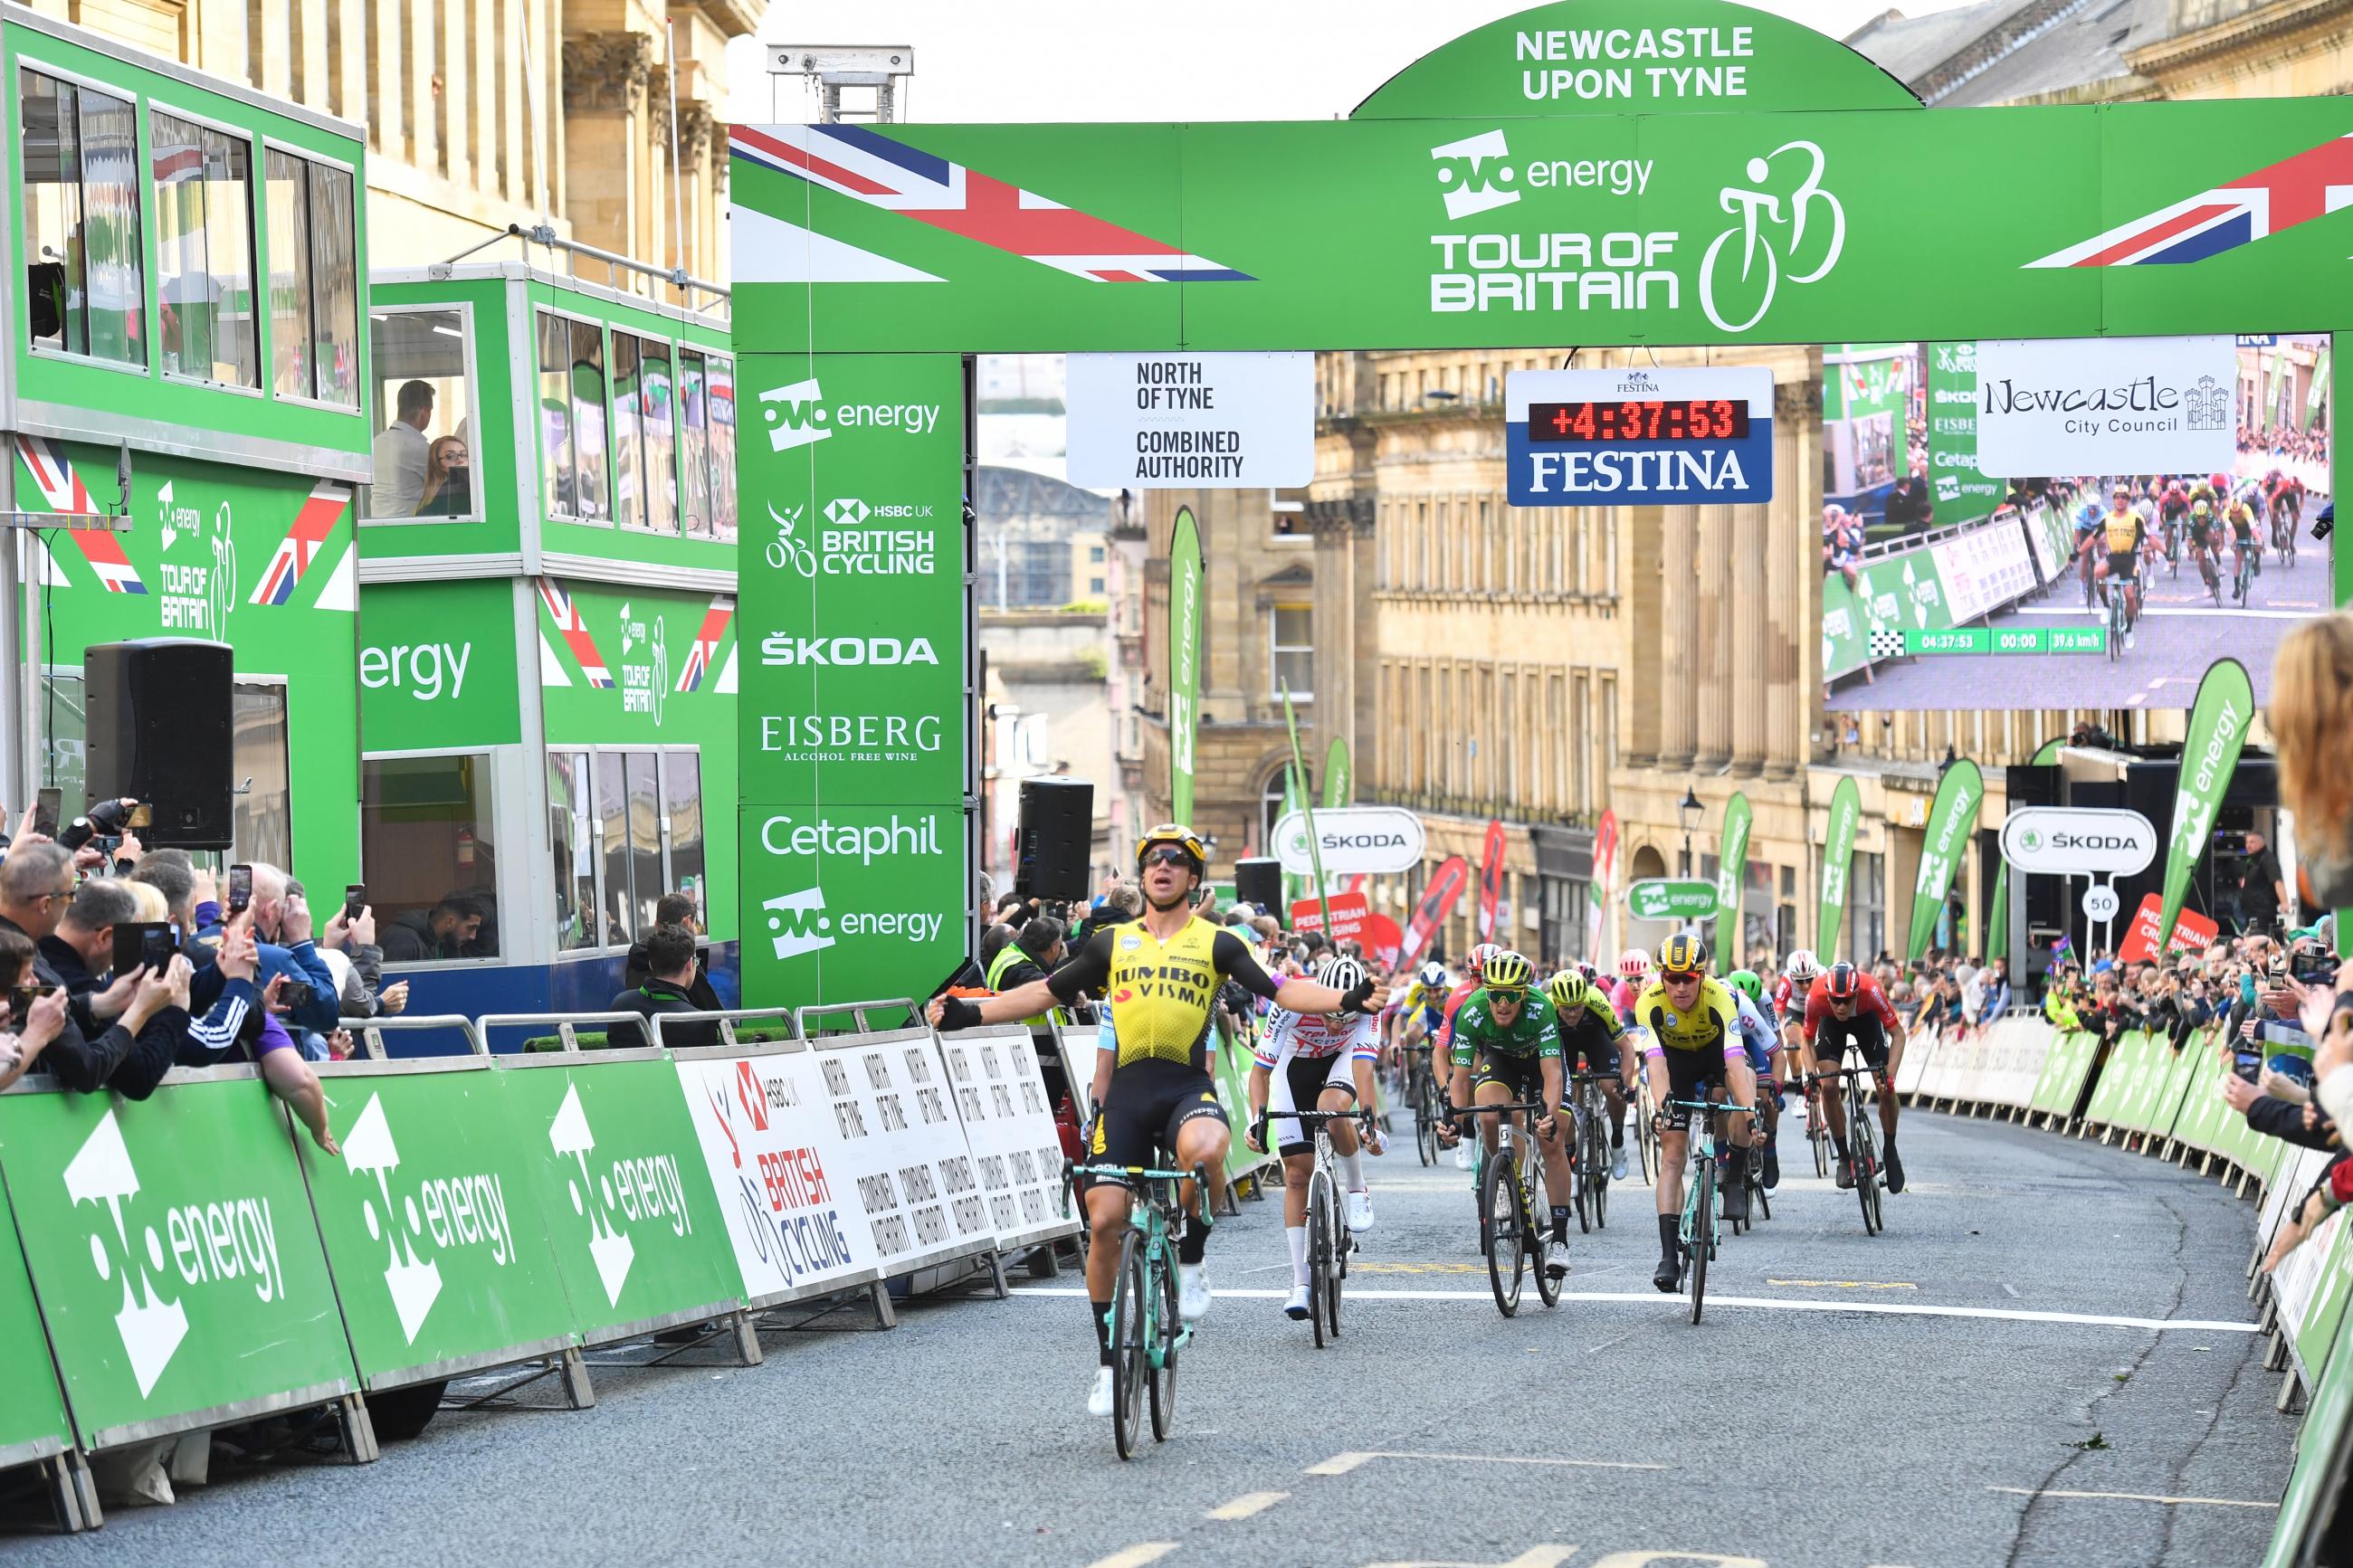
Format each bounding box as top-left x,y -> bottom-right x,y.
1822,333 -> 2332,710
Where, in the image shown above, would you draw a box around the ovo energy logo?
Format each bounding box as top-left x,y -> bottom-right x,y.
548,1081 -> 695,1309
765,887 -> 836,961
62,1110 -> 289,1398
760,379 -> 831,452
1432,128 -> 1520,221
343,1093 -> 513,1345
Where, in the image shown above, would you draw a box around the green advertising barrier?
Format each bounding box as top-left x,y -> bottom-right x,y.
2266,1323 -> 2353,1568
491,1054 -> 744,1345
1822,538 -> 1952,682
296,1058 -> 580,1391
2296,1217 -> 2353,1388
0,1075 -> 357,1450
1212,1032 -> 1274,1187
0,1168 -> 75,1474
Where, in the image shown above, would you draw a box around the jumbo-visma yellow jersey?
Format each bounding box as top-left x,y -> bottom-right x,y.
1045,916 -> 1284,1071
1633,975 -> 1741,1055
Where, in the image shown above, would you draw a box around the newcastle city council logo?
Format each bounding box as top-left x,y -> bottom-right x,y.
2186,375 -> 2230,432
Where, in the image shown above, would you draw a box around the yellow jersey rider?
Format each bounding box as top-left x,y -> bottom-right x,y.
930,824 -> 1385,1417
1634,932 -> 1758,1293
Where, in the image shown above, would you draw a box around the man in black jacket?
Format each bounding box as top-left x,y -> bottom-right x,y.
0,841 -> 128,1092
620,892 -> 720,1009
606,925 -> 717,1050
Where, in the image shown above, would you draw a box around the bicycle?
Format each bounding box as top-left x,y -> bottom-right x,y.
2234,540 -> 2260,606
1801,1066 -> 1832,1178
1250,1107 -> 1370,1348
1566,1069 -> 1618,1233
2273,498 -> 2299,568
1459,1098 -> 1560,1317
1813,1061 -> 1888,1236
1062,1157 -> 1206,1459
1627,1045 -> 1662,1184
1405,1042 -> 1442,1167
1664,1098 -> 1758,1325
1729,1091 -> 1775,1231
2104,568 -> 2131,660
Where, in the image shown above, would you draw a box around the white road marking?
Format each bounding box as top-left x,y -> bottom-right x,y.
1006,1286 -> 2255,1331
1365,1549 -> 1579,1568
1205,1491 -> 1289,1520
1989,1486 -> 2277,1508
1086,1544 -> 1180,1568
1307,1450 -> 1668,1477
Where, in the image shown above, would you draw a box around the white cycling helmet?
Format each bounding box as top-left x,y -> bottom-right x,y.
1418,961 -> 1448,988
1319,955 -> 1368,993
1785,947 -> 1823,983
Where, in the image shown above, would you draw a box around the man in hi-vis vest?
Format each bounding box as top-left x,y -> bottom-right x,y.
986,916 -> 1071,1027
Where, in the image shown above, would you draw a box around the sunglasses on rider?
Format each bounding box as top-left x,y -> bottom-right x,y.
1142,846 -> 1194,869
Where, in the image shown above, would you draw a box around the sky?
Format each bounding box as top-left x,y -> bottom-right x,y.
720,0 -> 1977,126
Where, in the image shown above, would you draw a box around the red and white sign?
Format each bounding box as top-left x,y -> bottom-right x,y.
1291,890 -> 1370,942
1477,820 -> 1509,941
2117,892 -> 2220,964
1360,913 -> 1405,965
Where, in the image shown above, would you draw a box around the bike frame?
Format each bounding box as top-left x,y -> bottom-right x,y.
1067,1161 -> 1202,1368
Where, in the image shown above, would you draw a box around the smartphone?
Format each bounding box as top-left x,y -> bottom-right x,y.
31,787 -> 59,839
227,863 -> 252,916
3,987 -> 34,1027
344,883 -> 366,923
110,921 -> 178,977
126,802 -> 151,830
279,979 -> 316,1010
2293,949 -> 2339,987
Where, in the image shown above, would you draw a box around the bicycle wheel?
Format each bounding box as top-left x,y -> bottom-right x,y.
1690,1159 -> 1713,1326
1148,1240 -> 1178,1440
1110,1230 -> 1148,1459
1415,1074 -> 1438,1167
1481,1145 -> 1525,1317
1307,1172 -> 1333,1349
1752,1149 -> 1772,1221
1528,1149 -> 1560,1310
1573,1113 -> 1594,1234
1847,1085 -> 1881,1237
1321,1176 -> 1346,1342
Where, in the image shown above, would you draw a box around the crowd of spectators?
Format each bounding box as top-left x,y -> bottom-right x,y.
0,796 -> 419,1157
2238,421 -> 2329,470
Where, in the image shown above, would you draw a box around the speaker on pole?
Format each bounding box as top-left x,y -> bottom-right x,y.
1234,856 -> 1282,915
85,639 -> 234,850
1015,776 -> 1093,901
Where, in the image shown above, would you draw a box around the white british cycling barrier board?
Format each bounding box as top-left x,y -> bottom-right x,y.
935,1025 -> 1081,1253
672,1038 -> 887,1309
812,1025 -> 1002,1276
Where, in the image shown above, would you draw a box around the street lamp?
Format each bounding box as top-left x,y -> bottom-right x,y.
1678,785 -> 1702,877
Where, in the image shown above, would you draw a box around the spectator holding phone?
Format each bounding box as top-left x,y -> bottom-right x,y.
0,927 -> 66,1093
240,865 -> 338,1039
0,840 -> 132,1091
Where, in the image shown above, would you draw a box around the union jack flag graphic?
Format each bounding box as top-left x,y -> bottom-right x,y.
2028,131 -> 2353,268
731,123 -> 1254,283
674,596 -> 733,693
13,434 -> 146,594
247,483 -> 351,605
537,577 -> 613,688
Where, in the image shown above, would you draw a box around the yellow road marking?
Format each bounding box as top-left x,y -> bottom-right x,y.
1086,1544 -> 1180,1568
1205,1491 -> 1289,1520
1348,1261 -> 1488,1275
1989,1486 -> 2276,1508
1767,1278 -> 1919,1290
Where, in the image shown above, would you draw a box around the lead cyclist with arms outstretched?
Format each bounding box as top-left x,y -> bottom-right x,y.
931,824 -> 1385,1415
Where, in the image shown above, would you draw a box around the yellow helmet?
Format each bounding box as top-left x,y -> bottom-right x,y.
1545,969 -> 1590,1012
1134,823 -> 1207,876
1656,932 -> 1709,977
1481,950 -> 1534,993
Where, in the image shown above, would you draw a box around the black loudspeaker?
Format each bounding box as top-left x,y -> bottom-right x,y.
85,639 -> 234,850
1234,857 -> 1283,915
1015,777 -> 1093,900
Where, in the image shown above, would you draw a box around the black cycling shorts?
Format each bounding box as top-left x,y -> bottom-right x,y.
1272,1050 -> 1357,1157
1470,1049 -> 1545,1102
1089,1060 -> 1229,1187
1659,1048 -> 1730,1131
2107,548 -> 2139,580
1810,1017 -> 1891,1074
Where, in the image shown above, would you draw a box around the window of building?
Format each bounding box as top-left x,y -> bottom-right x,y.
678,347 -> 739,541
1261,770 -> 1290,850
983,536 -> 1069,607
151,110 -> 255,386
609,332 -> 643,527
1271,603 -> 1312,700
637,337 -> 679,535
365,308 -> 477,519
1847,850 -> 1887,965
264,147 -> 357,406
705,353 -> 737,539
664,752 -> 706,926
21,70 -> 146,366
233,681 -> 292,869
548,746 -> 706,952
360,753 -> 499,962
1088,575 -> 1106,595
549,750 -> 598,951
536,310 -> 610,520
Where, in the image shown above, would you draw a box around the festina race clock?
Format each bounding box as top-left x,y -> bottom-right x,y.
1506,366 -> 1775,507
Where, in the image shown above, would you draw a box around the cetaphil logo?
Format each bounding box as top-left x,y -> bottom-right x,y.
759,379 -> 831,452
759,812 -> 947,867
62,1109 -> 289,1398
343,1093 -> 513,1345
548,1082 -> 693,1309
759,632 -> 941,668
1432,129 -> 1520,221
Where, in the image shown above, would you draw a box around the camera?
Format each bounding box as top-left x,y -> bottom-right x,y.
2292,947 -> 2339,987
279,980 -> 316,1010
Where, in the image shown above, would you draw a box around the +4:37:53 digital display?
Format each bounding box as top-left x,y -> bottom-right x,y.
1529,399 -> 1751,443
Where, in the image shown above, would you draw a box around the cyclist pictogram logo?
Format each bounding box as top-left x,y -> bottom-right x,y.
1700,141 -> 1846,335
765,502 -> 819,576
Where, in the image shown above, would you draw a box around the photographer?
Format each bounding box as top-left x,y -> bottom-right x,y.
245,865 -> 339,1038
0,840 -> 131,1091
56,796 -> 144,877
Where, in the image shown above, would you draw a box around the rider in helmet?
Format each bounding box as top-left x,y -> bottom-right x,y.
932,824 -> 1386,1415
1245,953 -> 1385,1321
1442,951 -> 1577,1276
1632,932 -> 1758,1290
1803,959 -> 1910,1194
1723,969 -> 1784,1190
1548,966 -> 1634,1184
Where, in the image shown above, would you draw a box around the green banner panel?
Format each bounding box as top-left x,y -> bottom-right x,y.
741,801 -> 968,1014
1822,537 -> 1953,681
1908,758 -> 1982,961
0,1169 -> 73,1468
2161,659 -> 2255,950
1925,342 -> 1999,527
1212,1035 -> 1272,1187
360,578 -> 523,753
493,1059 -> 742,1344
737,352 -> 967,807
1714,791 -> 1751,940
0,1081 -> 355,1449
1170,506 -> 1205,829
297,1065 -> 579,1389
1816,775 -> 1861,959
